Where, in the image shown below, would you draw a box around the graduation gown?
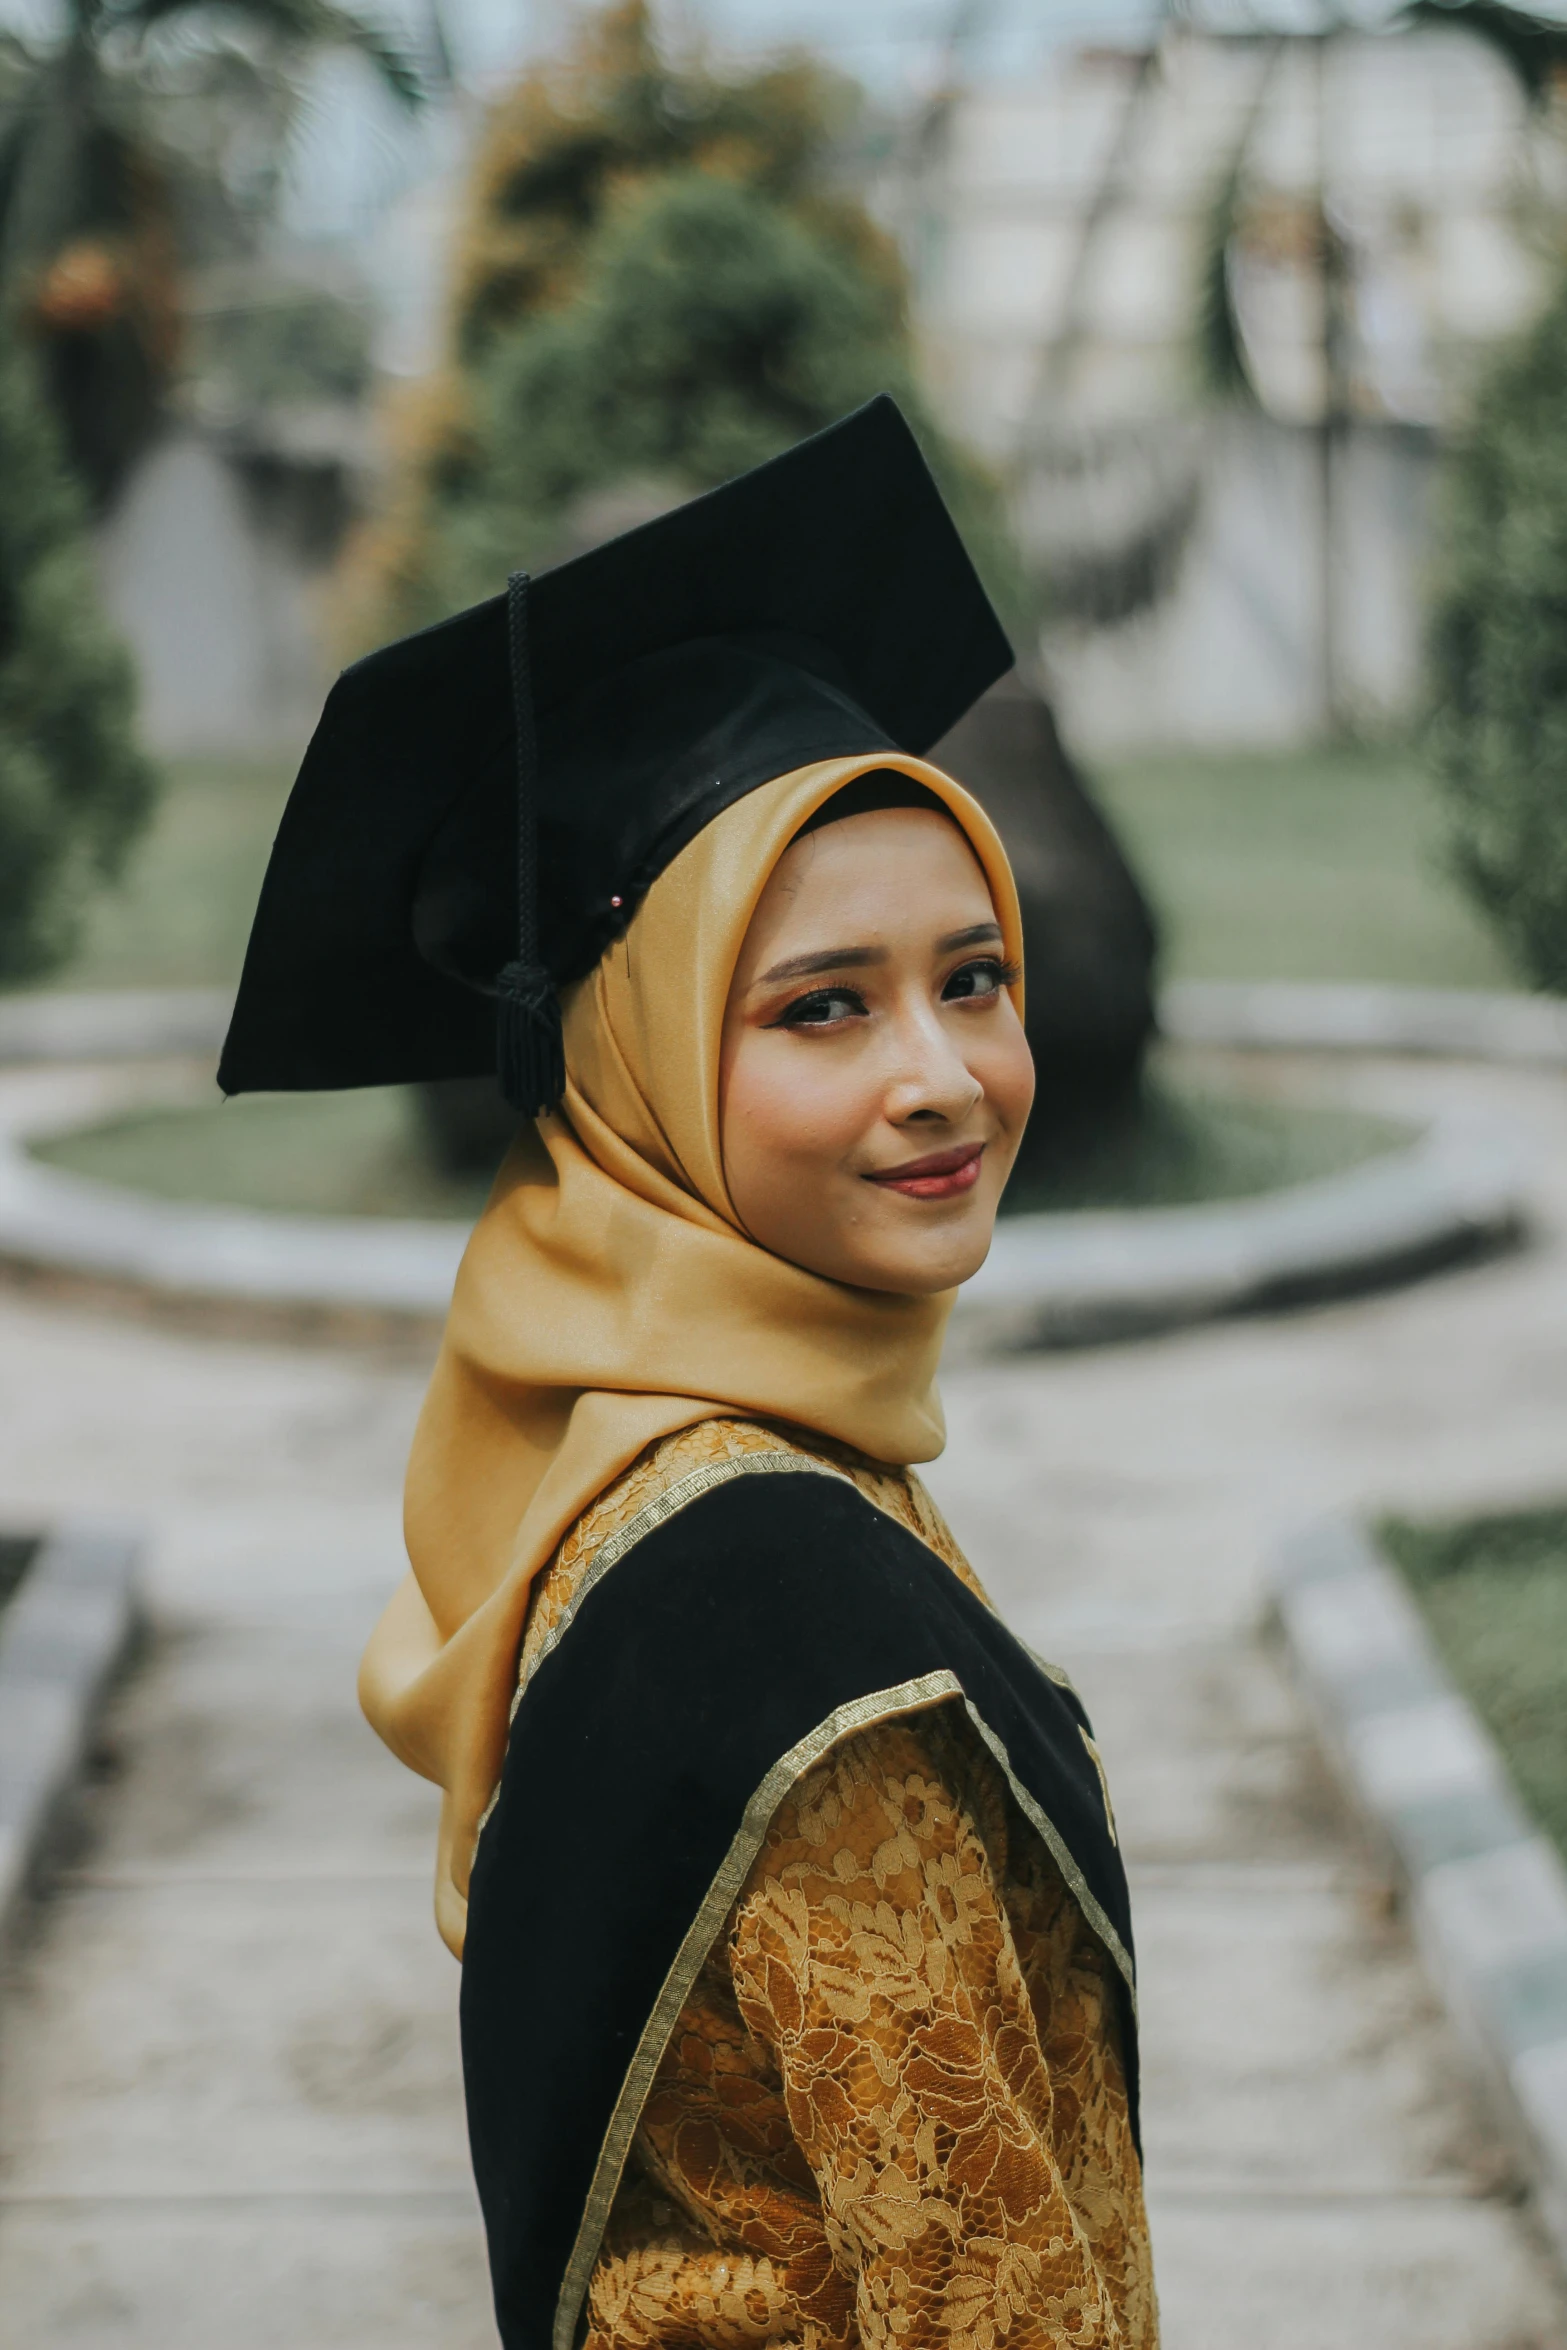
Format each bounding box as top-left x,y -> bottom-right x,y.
462,1419 -> 1156,2350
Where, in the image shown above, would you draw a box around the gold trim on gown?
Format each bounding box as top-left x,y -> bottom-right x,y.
511,1419 -> 1158,2350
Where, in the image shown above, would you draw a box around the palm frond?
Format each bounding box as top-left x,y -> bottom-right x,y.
0,29 -> 42,74
105,0 -> 424,108
1401,0 -> 1567,103
1190,36 -> 1282,407
0,49 -> 111,277
1195,151 -> 1255,404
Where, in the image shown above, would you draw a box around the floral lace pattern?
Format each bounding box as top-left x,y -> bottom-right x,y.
517,1421 -> 1156,2350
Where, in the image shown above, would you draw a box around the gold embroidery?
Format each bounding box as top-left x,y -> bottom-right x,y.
959,1710 -> 1136,2011
1024,1642 -> 1079,1694
1079,1729 -> 1119,1850
585,1709 -> 1157,2350
554,1672 -> 968,2350
507,1419 -> 1153,2350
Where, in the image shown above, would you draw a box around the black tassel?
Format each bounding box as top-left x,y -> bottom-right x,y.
498,570 -> 565,1116
495,957 -> 565,1117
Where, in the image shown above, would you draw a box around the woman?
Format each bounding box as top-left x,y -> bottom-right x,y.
220,399 -> 1155,2350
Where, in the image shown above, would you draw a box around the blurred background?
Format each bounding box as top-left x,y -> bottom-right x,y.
4,6 -> 1567,2347
5,0 -> 1567,1206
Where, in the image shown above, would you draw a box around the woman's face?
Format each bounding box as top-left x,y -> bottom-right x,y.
720,805 -> 1034,1294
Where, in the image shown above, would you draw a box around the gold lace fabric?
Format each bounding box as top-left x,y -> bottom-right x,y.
515,1419 -> 1158,2350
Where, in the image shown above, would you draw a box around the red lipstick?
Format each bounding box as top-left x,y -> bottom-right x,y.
865,1143 -> 984,1201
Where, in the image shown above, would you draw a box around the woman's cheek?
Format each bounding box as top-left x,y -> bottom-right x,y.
738,1040 -> 870,1166
982,1004 -> 1036,1135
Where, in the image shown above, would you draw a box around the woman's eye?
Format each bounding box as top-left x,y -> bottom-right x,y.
943,957 -> 1014,1003
772,986 -> 867,1029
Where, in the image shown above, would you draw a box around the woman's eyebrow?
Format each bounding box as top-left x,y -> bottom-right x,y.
937,922 -> 1004,952
754,944 -> 887,985
754,921 -> 1004,988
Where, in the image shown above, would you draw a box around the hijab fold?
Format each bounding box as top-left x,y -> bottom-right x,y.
358,754 -> 1024,1953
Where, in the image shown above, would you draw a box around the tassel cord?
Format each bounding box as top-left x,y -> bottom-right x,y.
497,571 -> 565,1115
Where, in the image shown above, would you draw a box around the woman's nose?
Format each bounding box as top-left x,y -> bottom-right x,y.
882,1003 -> 984,1125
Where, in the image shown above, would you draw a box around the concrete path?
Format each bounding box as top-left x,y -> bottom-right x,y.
0,1050 -> 1565,2348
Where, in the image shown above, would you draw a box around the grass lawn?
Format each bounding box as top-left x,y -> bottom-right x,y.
1378,1506 -> 1567,1862
33,1088 -> 498,1222
1094,741 -> 1515,989
24,755 -> 295,993
4,737 -> 1521,1001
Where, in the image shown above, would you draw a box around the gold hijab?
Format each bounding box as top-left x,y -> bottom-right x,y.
359,752 -> 1024,1952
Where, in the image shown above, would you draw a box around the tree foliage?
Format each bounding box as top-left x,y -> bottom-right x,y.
1428,274 -> 1567,990
1401,0 -> 1567,102
0,340 -> 155,980
450,0 -> 896,366
345,0 -> 1027,652
0,0 -> 418,498
405,170 -> 1023,634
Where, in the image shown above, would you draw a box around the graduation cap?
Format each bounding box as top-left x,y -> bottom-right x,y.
218,395 -> 1014,1115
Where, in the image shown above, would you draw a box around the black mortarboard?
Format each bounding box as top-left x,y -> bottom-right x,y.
218,395 -> 1013,1113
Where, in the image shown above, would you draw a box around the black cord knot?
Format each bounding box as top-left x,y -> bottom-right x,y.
495,958 -> 564,1119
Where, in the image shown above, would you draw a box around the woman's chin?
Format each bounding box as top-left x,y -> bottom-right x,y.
745,1179 -> 1006,1297
838,1218 -> 999,1297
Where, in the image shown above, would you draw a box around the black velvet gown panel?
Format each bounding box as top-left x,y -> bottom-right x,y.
461,1460 -> 1139,2350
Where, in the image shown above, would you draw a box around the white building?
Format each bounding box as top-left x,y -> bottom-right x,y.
897,20 -> 1558,748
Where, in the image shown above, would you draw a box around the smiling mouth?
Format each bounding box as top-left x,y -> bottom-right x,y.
865,1143 -> 985,1201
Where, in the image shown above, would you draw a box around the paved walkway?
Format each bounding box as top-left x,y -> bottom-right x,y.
0,1051 -> 1565,2349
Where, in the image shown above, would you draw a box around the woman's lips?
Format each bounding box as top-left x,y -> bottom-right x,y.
865,1143 -> 984,1200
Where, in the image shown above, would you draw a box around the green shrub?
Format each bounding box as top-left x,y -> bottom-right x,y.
0,340 -> 157,982
341,0 -> 1029,654
418,170 -> 1028,634
1429,276 -> 1567,990
446,0 -> 889,368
